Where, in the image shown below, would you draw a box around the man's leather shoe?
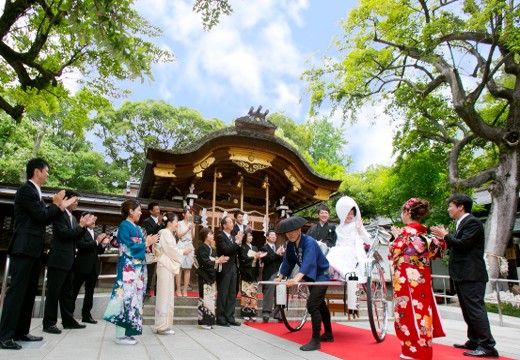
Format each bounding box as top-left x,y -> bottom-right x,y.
300,338 -> 321,351
82,317 -> 98,324
0,339 -> 22,350
216,322 -> 230,327
15,334 -> 43,341
43,325 -> 62,334
454,343 -> 478,350
229,321 -> 241,326
319,332 -> 334,342
463,349 -> 499,358
63,322 -> 86,329
262,315 -> 270,323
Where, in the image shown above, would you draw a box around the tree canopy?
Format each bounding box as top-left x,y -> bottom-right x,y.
303,0 -> 520,281
0,0 -> 174,122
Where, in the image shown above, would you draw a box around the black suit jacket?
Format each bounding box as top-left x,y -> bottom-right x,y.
74,230 -> 106,275
239,244 -> 258,282
260,243 -> 283,281
216,231 -> 240,277
306,222 -> 337,248
8,181 -> 63,258
444,214 -> 488,282
46,212 -> 86,271
143,216 -> 161,235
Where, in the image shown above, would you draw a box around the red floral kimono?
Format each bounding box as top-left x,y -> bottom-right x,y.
388,223 -> 447,360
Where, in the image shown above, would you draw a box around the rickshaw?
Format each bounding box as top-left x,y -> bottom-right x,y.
260,224 -> 392,343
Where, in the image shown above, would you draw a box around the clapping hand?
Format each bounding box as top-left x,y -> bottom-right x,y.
430,225 -> 448,239
391,226 -> 402,238
145,233 -> 160,247
217,255 -> 229,264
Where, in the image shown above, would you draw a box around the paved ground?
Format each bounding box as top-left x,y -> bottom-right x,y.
1,305 -> 519,359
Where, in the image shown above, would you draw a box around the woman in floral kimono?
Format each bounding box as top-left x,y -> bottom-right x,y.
195,228 -> 228,329
239,231 -> 266,322
389,198 -> 446,360
154,212 -> 193,335
103,199 -> 159,345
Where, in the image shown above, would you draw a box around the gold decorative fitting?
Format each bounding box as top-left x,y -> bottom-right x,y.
283,168 -> 301,192
153,163 -> 176,178
193,155 -> 216,178
228,148 -> 274,174
314,188 -> 331,201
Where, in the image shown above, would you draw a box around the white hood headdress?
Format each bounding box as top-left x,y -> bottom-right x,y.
336,196 -> 362,224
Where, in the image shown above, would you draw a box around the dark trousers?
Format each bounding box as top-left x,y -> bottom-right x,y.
216,267 -> 237,324
306,285 -> 332,340
0,254 -> 41,340
146,262 -> 157,294
454,281 -> 496,351
72,271 -> 98,318
43,267 -> 76,327
261,273 -> 280,318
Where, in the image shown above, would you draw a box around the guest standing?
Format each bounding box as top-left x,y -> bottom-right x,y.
143,202 -> 162,297
215,216 -> 243,326
176,208 -> 195,297
239,231 -> 265,321
431,194 -> 499,358
0,158 -> 76,350
260,230 -> 284,322
196,228 -> 228,329
274,216 -> 332,352
103,199 -> 159,345
154,212 -> 192,335
43,191 -> 96,334
389,198 -> 446,360
73,212 -> 111,324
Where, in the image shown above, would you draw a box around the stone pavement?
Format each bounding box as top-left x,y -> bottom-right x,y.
1,305 -> 519,359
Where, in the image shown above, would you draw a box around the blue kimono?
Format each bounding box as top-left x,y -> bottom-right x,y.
280,233 -> 330,282
103,220 -> 147,336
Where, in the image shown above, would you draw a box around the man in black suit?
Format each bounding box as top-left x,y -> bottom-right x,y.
431,194 -> 498,358
215,215 -> 243,326
142,202 -> 162,296
260,230 -> 284,322
231,210 -> 250,236
306,205 -> 336,249
42,191 -> 96,334
72,212 -> 111,324
0,158 -> 76,350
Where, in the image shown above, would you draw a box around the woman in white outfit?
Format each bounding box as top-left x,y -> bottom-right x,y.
327,196 -> 372,283
176,208 -> 196,297
154,212 -> 193,335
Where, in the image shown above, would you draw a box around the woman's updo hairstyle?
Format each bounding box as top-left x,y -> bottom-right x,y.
401,197 -> 430,222
121,199 -> 140,219
199,227 -> 213,242
163,212 -> 178,225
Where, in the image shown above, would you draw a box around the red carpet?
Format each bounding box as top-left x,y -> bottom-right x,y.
247,322 -> 513,359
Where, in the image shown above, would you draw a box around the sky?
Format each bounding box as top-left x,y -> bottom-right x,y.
117,0 -> 396,172
0,0 -> 395,171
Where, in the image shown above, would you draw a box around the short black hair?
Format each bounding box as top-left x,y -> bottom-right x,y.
447,193 -> 473,213
81,211 -> 93,217
65,189 -> 80,199
234,210 -> 244,218
148,202 -> 159,211
26,158 -> 49,180
317,204 -> 330,214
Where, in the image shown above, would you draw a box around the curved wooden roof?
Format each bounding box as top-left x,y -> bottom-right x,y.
138,113 -> 341,211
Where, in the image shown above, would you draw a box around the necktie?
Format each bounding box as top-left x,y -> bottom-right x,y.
271,244 -> 275,252
69,213 -> 75,227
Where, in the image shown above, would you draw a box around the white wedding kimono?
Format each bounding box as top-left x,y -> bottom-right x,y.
327,196 -> 372,283
154,228 -> 183,332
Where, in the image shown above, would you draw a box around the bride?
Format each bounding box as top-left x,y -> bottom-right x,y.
327,196 -> 372,282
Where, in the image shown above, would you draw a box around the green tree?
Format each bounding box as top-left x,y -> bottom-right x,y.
94,100 -> 227,179
0,0 -> 174,122
304,0 -> 519,284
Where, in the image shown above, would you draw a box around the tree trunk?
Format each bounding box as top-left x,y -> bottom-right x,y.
484,149 -> 519,293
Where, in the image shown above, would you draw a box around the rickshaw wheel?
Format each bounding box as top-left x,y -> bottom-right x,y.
280,284 -> 309,331
366,261 -> 388,342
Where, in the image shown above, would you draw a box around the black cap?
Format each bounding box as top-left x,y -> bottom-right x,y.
275,216 -> 307,234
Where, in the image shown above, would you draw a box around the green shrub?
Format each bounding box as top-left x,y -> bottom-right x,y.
486,303 -> 520,318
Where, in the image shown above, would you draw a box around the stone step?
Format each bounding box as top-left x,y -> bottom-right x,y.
142,295 -> 373,325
